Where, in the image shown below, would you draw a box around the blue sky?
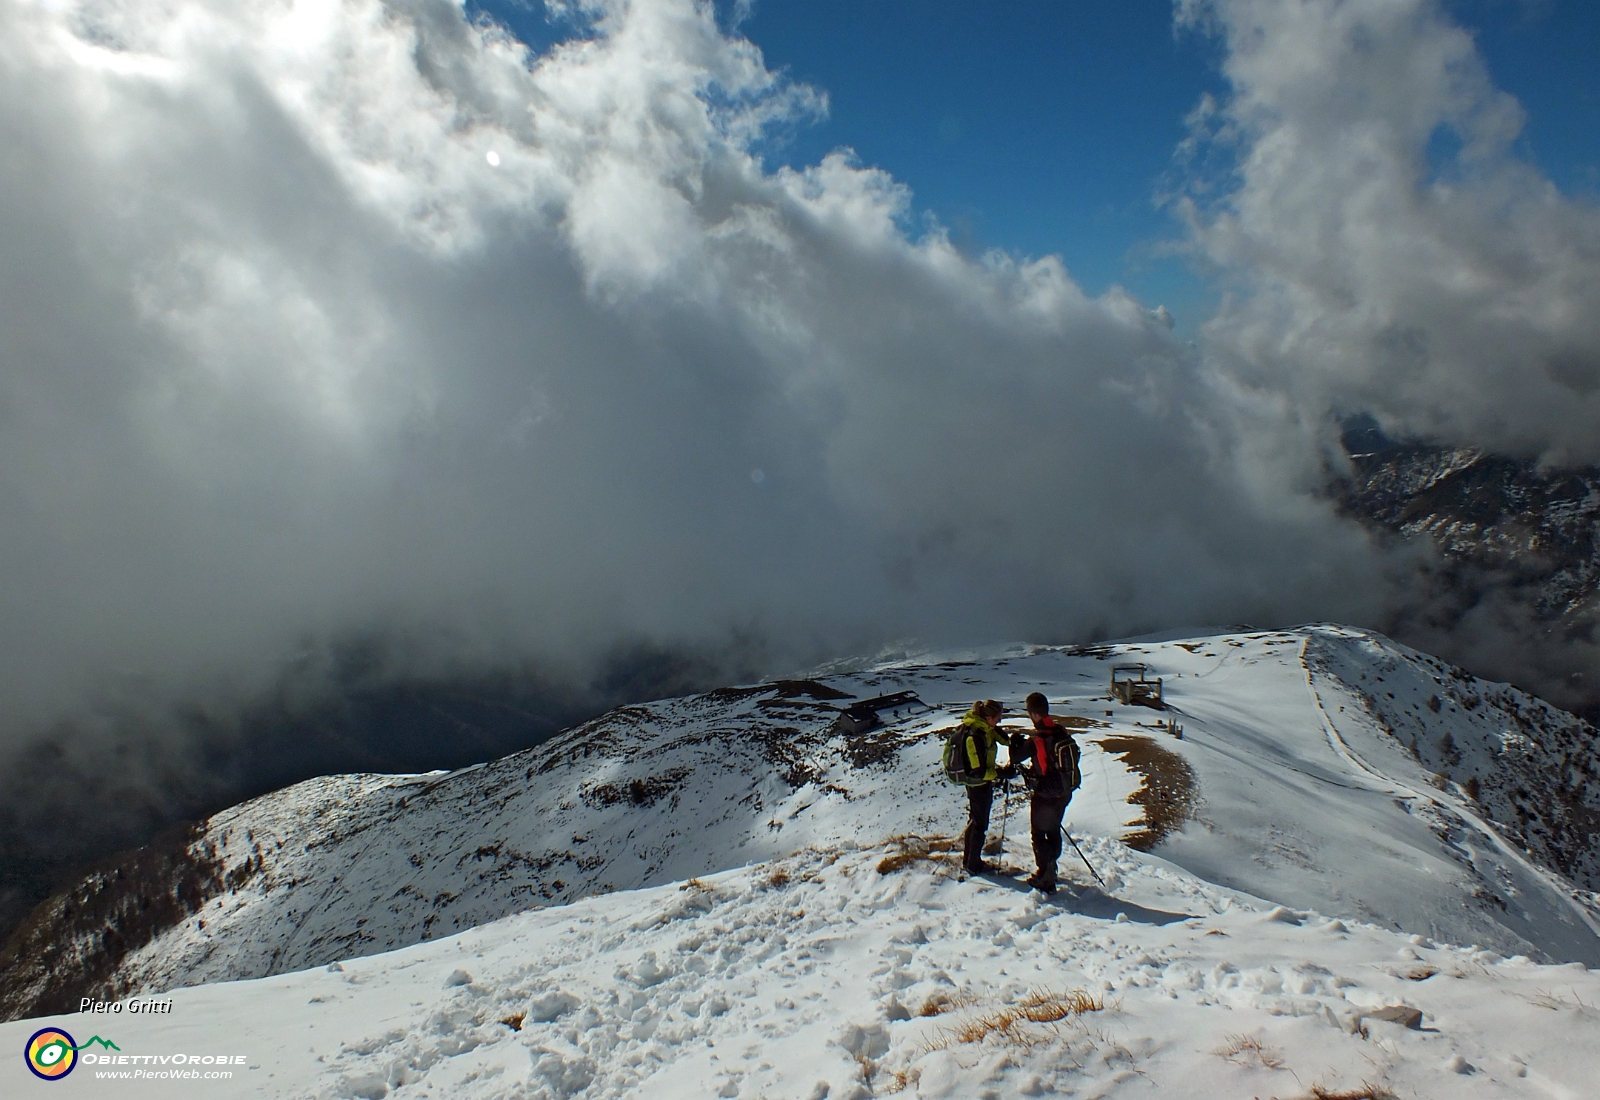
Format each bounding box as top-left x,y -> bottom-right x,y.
473,0 -> 1598,333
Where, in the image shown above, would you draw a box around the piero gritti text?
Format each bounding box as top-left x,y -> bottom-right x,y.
79,996 -> 175,1014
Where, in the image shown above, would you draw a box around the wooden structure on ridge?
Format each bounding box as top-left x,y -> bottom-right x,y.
1110,664 -> 1164,709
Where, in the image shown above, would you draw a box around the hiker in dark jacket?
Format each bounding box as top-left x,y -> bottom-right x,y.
956,699 -> 1018,875
1018,692 -> 1082,893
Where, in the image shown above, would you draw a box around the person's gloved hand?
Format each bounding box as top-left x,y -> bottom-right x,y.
996,765 -> 1019,781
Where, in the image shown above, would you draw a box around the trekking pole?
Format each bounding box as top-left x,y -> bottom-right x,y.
997,779 -> 1011,859
1065,831 -> 1105,888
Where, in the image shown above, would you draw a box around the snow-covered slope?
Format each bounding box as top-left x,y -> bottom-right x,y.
6,836 -> 1600,1099
6,626 -> 1599,1025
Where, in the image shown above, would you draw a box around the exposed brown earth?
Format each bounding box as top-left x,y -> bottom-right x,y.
1093,734 -> 1197,852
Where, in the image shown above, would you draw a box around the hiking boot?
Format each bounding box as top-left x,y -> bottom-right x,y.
964,860 -> 996,876
1024,872 -> 1057,894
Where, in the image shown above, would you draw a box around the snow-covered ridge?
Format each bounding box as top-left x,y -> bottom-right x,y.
4,626 -> 1598,1025
6,836 -> 1600,1099
1307,632 -> 1600,896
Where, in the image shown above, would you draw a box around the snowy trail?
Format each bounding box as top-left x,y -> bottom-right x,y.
1299,632 -> 1600,942
7,840 -> 1600,1099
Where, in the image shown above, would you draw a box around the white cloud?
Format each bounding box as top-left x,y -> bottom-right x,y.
0,0 -> 1393,767
1179,0 -> 1600,465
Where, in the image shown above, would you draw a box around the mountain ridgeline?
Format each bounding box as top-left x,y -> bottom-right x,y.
4,627 -> 1599,1024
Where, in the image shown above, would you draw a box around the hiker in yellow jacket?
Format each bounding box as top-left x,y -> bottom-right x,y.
956,699 -> 1019,874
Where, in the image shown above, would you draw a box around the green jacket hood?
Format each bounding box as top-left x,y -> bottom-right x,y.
958,712 -> 1005,780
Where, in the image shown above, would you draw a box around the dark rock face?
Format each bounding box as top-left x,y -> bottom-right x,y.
1334,419 -> 1600,718
1341,444 -> 1600,622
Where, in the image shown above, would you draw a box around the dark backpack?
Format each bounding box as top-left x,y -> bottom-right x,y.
1057,735 -> 1082,793
941,725 -> 988,787
1024,732 -> 1081,797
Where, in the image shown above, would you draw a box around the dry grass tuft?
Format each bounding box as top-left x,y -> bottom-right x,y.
1303,1086 -> 1398,1100
1213,1032 -> 1286,1069
946,1014 -> 1056,1048
881,1066 -> 921,1094
765,869 -> 791,889
853,1048 -> 924,1093
680,877 -> 710,892
877,835 -> 962,875
1019,989 -> 1103,1020
916,991 -> 974,1017
925,989 -> 1104,1051
499,1012 -> 526,1032
1531,988 -> 1595,1012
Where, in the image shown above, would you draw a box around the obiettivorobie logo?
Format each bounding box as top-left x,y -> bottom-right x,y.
24,1028 -> 120,1081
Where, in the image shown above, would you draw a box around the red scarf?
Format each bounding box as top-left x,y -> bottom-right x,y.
1031,716 -> 1059,772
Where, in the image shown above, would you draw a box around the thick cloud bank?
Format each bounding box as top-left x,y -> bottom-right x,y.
1179,0 -> 1600,465
0,0 -> 1381,740
4,0 -> 1593,925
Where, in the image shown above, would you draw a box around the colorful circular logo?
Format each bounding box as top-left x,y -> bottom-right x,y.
25,1028 -> 78,1080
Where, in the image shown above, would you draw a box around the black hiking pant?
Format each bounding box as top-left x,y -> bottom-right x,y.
963,783 -> 994,872
1030,793 -> 1069,883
